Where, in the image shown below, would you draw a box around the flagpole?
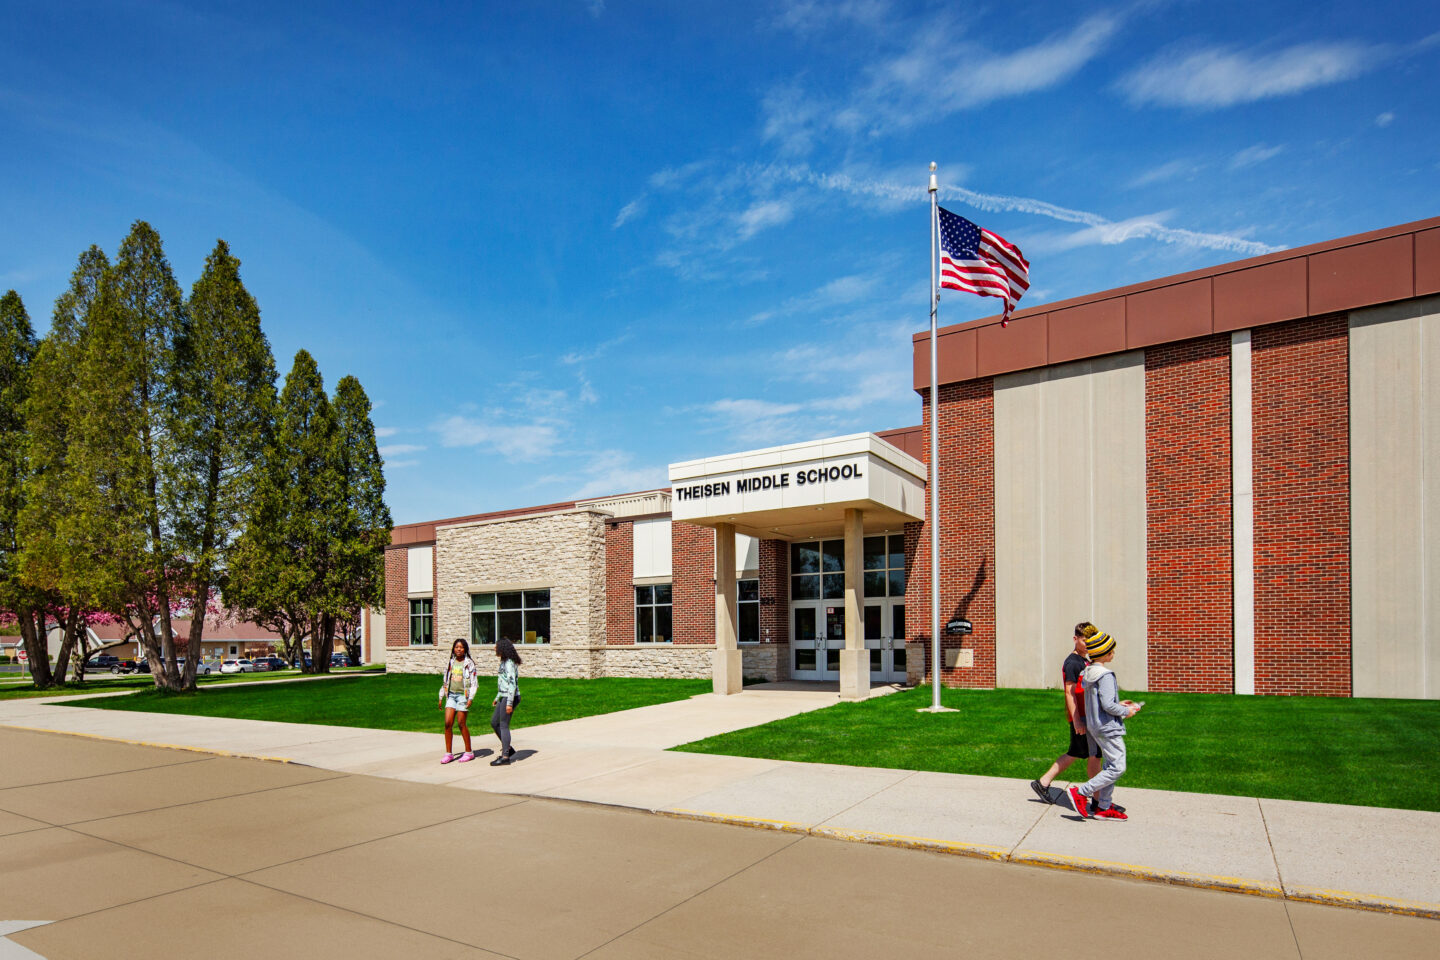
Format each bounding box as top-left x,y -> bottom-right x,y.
920,162 -> 954,714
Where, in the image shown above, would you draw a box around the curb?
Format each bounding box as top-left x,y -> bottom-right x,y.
661,807 -> 1440,921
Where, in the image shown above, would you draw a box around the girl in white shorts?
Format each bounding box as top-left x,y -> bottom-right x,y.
437,638 -> 479,763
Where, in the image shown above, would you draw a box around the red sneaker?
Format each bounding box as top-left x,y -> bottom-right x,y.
1094,806 -> 1128,821
1068,786 -> 1089,818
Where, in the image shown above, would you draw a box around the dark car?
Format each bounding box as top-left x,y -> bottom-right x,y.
257,656 -> 288,672
330,654 -> 358,668
112,659 -> 139,674
85,655 -> 122,672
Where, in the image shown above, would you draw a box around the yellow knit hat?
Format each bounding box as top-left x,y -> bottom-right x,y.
1085,630 -> 1116,659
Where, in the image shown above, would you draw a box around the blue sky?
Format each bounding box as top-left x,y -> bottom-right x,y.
3,1 -> 1437,524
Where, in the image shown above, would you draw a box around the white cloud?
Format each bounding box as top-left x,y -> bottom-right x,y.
1375,111 -> 1395,127
1128,159 -> 1202,189
612,198 -> 645,228
1228,143 -> 1284,170
583,0 -> 604,18
385,459 -> 419,470
561,331 -> 632,365
569,450 -> 668,499
378,443 -> 425,457
764,14 -> 1119,151
770,0 -> 891,34
373,426 -> 399,438
1119,41 -> 1380,108
736,199 -> 794,240
434,415 -> 560,461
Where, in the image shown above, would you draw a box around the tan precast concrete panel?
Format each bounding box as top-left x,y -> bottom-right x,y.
994,369 -> 1045,687
1350,296 -> 1440,699
994,353 -> 1147,690
406,546 -> 434,595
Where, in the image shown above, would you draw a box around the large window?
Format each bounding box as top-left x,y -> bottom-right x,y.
471,590 -> 551,645
636,584 -> 672,643
409,598 -> 433,646
738,578 -> 760,643
863,534 -> 907,598
790,540 -> 845,600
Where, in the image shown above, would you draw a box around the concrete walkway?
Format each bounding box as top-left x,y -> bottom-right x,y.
1,683 -> 1436,921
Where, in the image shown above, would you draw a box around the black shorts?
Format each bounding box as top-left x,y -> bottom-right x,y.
1066,725 -> 1100,759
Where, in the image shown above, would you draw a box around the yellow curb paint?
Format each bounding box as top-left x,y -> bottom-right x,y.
1009,849 -> 1283,898
0,723 -> 297,765
661,809 -> 811,835
1284,885 -> 1440,921
811,825 -> 1009,861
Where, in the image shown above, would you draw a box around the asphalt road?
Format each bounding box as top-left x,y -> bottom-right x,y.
0,727 -> 1432,960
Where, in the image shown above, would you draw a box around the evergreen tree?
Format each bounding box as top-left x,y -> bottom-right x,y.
229,350 -> 340,671
324,375 -> 391,667
0,291 -> 43,683
169,240 -> 278,685
18,248 -> 110,686
63,222 -> 190,690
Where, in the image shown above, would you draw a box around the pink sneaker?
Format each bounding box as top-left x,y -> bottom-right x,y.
440,753 -> 455,764
457,751 -> 475,763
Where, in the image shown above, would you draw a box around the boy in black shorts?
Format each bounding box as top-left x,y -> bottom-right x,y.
1030,622 -> 1102,803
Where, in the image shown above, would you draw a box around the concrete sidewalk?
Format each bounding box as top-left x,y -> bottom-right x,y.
1,683 -> 1436,921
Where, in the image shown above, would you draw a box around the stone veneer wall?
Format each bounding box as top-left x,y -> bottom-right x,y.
389,509 -> 608,677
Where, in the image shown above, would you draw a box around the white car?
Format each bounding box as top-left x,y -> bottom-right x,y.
219,659 -> 255,674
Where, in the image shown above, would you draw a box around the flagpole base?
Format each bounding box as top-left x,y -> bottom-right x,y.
916,706 -> 959,713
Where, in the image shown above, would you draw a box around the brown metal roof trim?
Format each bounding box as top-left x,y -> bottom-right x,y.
914,215 -> 1440,390
875,425 -> 924,461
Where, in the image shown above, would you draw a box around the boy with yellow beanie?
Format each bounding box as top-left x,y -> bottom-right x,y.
1068,630 -> 1141,820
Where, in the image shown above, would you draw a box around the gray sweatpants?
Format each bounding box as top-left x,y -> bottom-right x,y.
1078,733 -> 1127,809
491,699 -> 514,754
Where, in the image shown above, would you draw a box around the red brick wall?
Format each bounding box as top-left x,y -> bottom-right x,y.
1252,315 -> 1351,695
912,381 -> 997,688
385,546 -> 409,648
605,520 -> 635,645
758,539 -> 789,677
672,522 -> 716,645
1145,335 -> 1234,692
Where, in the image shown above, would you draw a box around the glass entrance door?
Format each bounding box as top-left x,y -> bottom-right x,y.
863,600 -> 908,683
791,602 -> 844,680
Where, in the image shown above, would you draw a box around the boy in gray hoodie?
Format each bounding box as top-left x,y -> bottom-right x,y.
1067,630 -> 1141,821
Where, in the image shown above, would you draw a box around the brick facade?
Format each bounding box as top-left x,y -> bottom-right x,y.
755,538 -> 790,680
671,521 -> 716,645
910,381 -> 997,688
1252,315 -> 1351,696
605,520 -> 635,645
384,546 -> 410,649
1145,335 -> 1234,692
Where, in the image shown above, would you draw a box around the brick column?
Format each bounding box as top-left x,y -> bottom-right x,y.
1252,315 -> 1351,695
672,522 -> 716,645
385,546 -> 408,649
605,520 -> 635,645
910,380 -> 996,688
1145,334 -> 1234,692
758,539 -> 789,679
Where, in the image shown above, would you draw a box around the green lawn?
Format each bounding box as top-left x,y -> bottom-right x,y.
675,686 -> 1440,812
0,666 -> 382,700
71,673 -> 712,730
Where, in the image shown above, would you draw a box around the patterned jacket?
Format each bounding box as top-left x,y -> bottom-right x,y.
438,657 -> 480,704
494,658 -> 519,707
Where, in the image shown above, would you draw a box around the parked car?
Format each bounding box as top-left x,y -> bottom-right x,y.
85,655 -> 122,672
329,654 -> 353,668
251,657 -> 271,671
219,659 -> 255,674
111,659 -> 139,674
256,656 -> 288,672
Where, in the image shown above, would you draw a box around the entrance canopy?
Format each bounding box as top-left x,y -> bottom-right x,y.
668,433 -> 926,540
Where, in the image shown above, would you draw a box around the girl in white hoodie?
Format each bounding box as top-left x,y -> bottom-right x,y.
1067,630 -> 1141,820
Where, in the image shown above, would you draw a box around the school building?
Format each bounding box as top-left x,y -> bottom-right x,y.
385,214 -> 1440,700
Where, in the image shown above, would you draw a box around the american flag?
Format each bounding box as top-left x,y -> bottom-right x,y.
938,207 -> 1030,323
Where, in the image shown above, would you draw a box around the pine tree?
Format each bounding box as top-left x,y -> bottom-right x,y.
18,248 -> 110,686
229,350 -> 340,671
63,222 -> 190,690
325,375 -> 392,667
169,240 -> 278,685
0,291 -> 43,683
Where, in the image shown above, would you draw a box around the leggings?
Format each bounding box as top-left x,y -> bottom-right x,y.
491,699 -> 516,754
